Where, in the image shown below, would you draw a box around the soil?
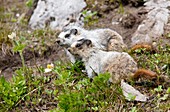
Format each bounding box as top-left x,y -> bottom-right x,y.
0,0 -> 170,80
0,44 -> 68,80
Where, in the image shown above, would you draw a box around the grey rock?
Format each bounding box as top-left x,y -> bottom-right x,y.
29,0 -> 86,30
131,0 -> 170,45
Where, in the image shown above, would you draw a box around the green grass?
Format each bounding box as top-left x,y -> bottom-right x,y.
131,44 -> 170,78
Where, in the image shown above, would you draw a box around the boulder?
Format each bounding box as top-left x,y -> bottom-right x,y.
29,0 -> 86,30
131,0 -> 170,45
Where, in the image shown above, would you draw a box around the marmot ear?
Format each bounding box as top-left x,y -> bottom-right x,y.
85,39 -> 92,46
70,29 -> 78,35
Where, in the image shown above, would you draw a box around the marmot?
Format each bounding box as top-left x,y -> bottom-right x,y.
57,25 -> 127,51
56,25 -> 127,63
68,38 -> 157,83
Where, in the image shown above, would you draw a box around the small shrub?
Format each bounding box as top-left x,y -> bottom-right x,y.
53,62 -> 124,112
0,70 -> 27,111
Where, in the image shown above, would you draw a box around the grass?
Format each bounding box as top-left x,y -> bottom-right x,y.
0,0 -> 170,111
131,44 -> 170,78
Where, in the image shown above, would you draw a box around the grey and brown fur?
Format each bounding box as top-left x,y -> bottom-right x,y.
68,38 -> 137,83
56,25 -> 127,63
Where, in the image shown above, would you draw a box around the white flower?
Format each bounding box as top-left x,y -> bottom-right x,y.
16,13 -> 20,17
44,68 -> 52,73
44,63 -> 54,73
8,32 -> 16,40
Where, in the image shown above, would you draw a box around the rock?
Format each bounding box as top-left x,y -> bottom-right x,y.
29,0 -> 86,30
121,80 -> 149,102
131,0 -> 170,46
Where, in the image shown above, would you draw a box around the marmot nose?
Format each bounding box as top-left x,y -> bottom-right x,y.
55,39 -> 61,44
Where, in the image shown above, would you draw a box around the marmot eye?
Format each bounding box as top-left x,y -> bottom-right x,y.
65,34 -> 70,38
76,44 -> 81,48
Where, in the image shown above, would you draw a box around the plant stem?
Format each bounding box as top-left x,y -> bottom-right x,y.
19,51 -> 25,69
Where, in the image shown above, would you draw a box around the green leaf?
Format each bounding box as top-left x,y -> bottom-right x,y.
92,107 -> 99,111
45,89 -> 53,95
26,0 -> 33,8
13,44 -> 26,52
154,85 -> 163,92
82,10 -> 87,15
0,76 -> 6,84
126,93 -> 136,101
130,107 -> 138,112
166,87 -> 170,94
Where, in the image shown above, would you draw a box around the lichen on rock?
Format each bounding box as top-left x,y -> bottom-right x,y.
131,0 -> 170,46
29,0 -> 87,30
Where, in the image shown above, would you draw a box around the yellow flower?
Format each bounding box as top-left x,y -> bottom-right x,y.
44,63 -> 54,73
47,63 -> 54,69
8,32 -> 16,40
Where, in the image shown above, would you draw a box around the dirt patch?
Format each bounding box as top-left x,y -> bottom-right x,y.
0,44 -> 68,80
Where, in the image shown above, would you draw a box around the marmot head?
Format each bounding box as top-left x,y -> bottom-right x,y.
68,39 -> 93,57
56,26 -> 83,48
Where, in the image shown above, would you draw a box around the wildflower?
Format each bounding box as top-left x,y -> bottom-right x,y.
16,13 -> 20,17
47,63 -> 54,69
8,32 -> 16,40
44,63 -> 54,73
